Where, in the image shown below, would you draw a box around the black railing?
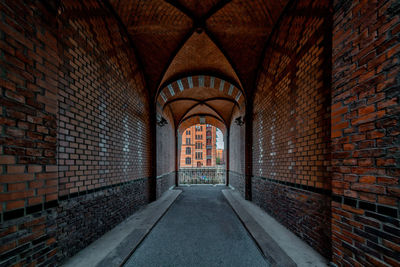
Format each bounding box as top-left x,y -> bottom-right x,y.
178,166 -> 226,184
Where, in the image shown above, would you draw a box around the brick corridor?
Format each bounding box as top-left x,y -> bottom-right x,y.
0,0 -> 399,265
124,185 -> 268,267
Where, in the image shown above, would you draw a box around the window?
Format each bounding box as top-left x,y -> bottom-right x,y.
185,157 -> 191,164
186,147 -> 191,155
195,142 -> 202,149
206,130 -> 211,137
207,159 -> 211,166
186,130 -> 190,135
195,134 -> 202,140
197,162 -> 202,167
206,139 -> 211,145
195,152 -> 203,159
207,149 -> 211,155
186,138 -> 191,144
195,125 -> 202,131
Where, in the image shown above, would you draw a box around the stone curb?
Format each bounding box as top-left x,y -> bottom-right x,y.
62,189 -> 182,267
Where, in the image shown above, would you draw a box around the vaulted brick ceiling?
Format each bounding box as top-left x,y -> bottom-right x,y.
109,0 -> 289,127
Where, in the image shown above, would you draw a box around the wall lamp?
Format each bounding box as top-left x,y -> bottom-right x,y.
156,115 -> 168,127
234,116 -> 244,126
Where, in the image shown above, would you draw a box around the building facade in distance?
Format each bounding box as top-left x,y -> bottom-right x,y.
180,124 -> 217,167
216,149 -> 224,165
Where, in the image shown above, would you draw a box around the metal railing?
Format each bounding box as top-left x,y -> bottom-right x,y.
179,166 -> 226,184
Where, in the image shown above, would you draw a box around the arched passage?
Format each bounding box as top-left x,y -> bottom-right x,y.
177,122 -> 226,185
155,74 -> 245,191
2,0 -> 398,266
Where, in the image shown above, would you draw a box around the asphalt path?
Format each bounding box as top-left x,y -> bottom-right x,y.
124,185 -> 269,267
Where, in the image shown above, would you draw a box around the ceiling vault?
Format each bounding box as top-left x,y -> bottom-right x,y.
108,0 -> 290,129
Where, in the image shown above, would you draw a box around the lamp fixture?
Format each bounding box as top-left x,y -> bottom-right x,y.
234,116 -> 244,126
156,115 -> 168,127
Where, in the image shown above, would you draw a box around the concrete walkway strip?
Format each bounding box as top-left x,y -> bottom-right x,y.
62,189 -> 182,267
222,189 -> 328,267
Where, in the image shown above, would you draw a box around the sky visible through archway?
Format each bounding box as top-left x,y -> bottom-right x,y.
216,128 -> 223,149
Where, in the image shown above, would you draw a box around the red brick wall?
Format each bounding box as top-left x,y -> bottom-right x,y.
0,0 -> 60,265
331,0 -> 400,266
0,0 -> 152,265
252,0 -> 332,258
57,0 -> 151,197
56,0 -> 151,259
0,0 -> 59,217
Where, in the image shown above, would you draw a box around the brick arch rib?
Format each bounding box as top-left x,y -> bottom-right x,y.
157,76 -> 245,107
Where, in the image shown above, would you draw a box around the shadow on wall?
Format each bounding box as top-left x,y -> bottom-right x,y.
251,0 -> 332,259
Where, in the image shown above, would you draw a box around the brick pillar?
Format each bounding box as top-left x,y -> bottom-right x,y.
245,100 -> 253,200
175,129 -> 179,187
149,104 -> 157,202
225,128 -> 230,186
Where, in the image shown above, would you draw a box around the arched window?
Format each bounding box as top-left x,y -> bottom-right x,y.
186,147 -> 191,154
185,157 -> 191,164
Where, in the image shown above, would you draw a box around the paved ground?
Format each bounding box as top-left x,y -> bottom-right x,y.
124,185 -> 269,267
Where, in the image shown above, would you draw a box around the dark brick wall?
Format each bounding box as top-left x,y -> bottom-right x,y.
252,176 -> 331,257
0,207 -> 58,266
252,0 -> 332,258
229,107 -> 245,196
331,0 -> 400,266
57,179 -> 147,260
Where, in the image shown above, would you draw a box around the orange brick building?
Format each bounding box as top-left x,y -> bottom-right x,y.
216,149 -> 224,165
180,124 -> 217,167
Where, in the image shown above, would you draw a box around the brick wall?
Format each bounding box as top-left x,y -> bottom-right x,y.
56,0 -> 151,261
229,107 -> 245,196
331,0 -> 400,266
156,107 -> 175,198
57,179 -> 147,259
0,0 -> 152,265
252,0 -> 332,258
0,0 -> 60,265
57,0 -> 151,198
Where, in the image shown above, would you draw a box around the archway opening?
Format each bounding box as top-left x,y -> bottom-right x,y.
178,124 -> 225,184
